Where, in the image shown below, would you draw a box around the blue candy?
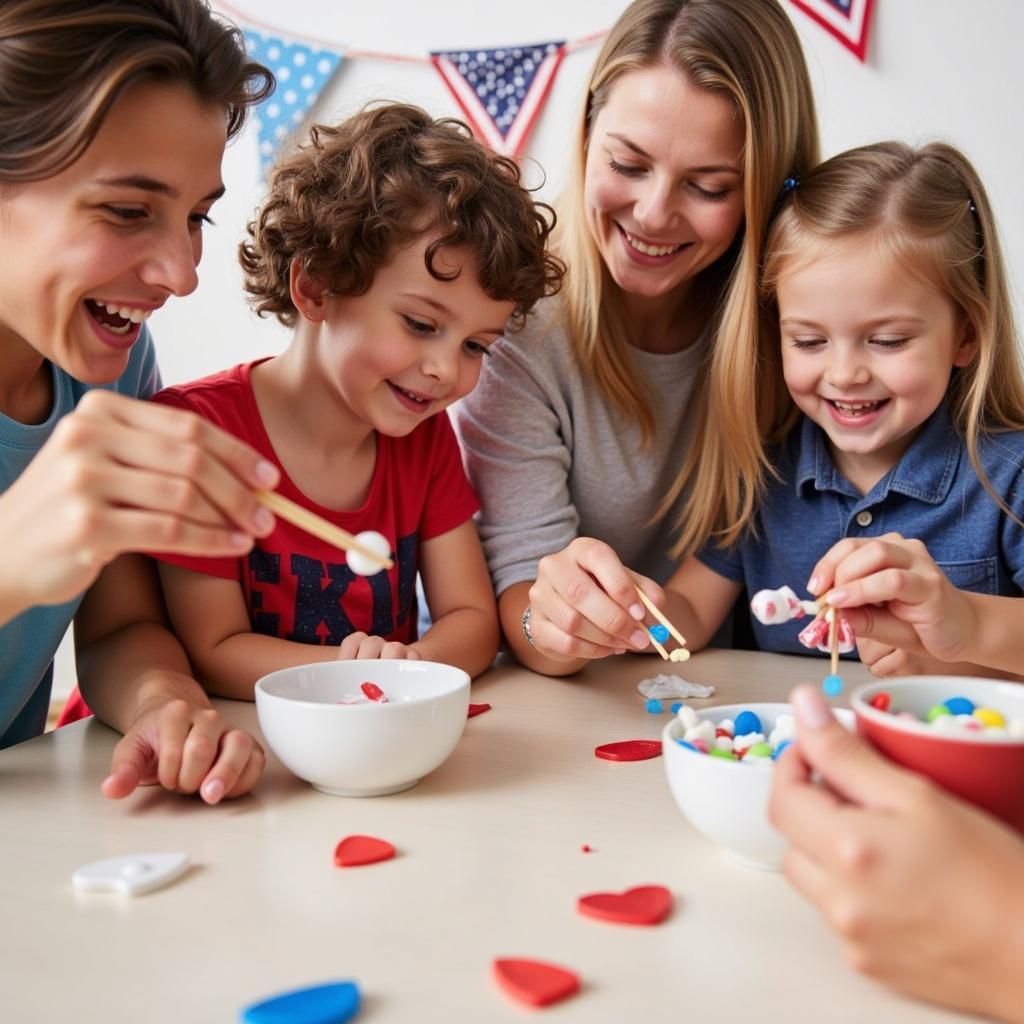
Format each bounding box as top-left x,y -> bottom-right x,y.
675,739 -> 699,752
644,698 -> 663,714
733,710 -> 763,736
669,702 -> 683,714
822,674 -> 844,697
649,624 -> 670,643
773,739 -> 793,760
242,981 -> 360,1024
943,696 -> 975,716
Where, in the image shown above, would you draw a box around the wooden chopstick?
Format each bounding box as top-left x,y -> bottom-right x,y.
634,587 -> 688,648
647,631 -> 671,661
254,489 -> 394,571
827,608 -> 839,676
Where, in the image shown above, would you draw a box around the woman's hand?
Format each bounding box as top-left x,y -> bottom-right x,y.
807,533 -> 977,664
102,698 -> 265,804
0,390 -> 279,623
769,685 -> 1024,1022
526,537 -> 660,661
335,632 -> 421,661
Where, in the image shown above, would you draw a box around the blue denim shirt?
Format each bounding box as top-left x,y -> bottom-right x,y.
697,404 -> 1024,656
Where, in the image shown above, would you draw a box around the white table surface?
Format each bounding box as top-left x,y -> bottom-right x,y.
0,650 -> 972,1023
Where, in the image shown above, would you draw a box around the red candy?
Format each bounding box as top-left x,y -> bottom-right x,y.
715,728 -> 732,739
360,682 -> 388,703
467,702 -> 491,718
869,692 -> 891,712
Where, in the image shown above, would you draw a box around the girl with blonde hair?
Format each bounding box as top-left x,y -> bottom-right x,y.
640,140 -> 1024,680
454,0 -> 819,673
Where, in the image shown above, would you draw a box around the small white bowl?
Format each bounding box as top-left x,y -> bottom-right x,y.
255,660 -> 470,797
662,702 -> 852,871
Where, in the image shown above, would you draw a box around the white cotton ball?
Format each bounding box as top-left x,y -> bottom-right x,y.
750,586 -> 798,625
347,530 -> 391,576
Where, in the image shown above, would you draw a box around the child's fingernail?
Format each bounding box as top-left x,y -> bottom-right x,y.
630,630 -> 649,648
614,648 -> 626,655
826,589 -> 848,605
629,603 -> 644,620
201,778 -> 225,803
253,507 -> 274,532
793,686 -> 831,730
255,459 -> 279,487
807,575 -> 820,594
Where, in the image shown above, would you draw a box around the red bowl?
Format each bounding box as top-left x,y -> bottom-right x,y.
851,677 -> 1024,832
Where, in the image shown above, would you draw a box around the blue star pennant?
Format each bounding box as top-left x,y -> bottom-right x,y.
244,29 -> 344,174
431,41 -> 566,158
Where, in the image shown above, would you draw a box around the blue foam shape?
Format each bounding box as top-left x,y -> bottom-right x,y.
669,702 -> 683,714
822,674 -> 844,697
773,739 -> 792,760
675,739 -> 699,752
644,698 -> 663,714
241,981 -> 360,1024
649,624 -> 670,643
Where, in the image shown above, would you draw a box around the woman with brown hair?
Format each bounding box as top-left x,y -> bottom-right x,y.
454,0 -> 819,673
0,0 -> 277,802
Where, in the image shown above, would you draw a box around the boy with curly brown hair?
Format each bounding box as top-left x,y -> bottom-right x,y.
150,103 -> 564,698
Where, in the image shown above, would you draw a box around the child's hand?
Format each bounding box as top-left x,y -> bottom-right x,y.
527,537 -> 660,661
101,699 -> 265,804
335,632 -> 422,661
808,533 -> 978,664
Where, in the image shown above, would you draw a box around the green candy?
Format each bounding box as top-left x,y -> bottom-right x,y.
710,747 -> 738,761
926,705 -> 952,722
745,742 -> 774,759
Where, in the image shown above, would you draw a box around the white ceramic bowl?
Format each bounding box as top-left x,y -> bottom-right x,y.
662,702 -> 852,871
255,660 -> 470,797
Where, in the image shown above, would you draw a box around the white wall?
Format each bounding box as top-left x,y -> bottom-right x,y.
53,0 -> 1024,698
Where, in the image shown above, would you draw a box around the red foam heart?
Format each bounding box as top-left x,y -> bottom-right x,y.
594,740 -> 662,762
467,703 -> 492,718
333,835 -> 395,868
577,884 -> 672,926
492,958 -> 579,1008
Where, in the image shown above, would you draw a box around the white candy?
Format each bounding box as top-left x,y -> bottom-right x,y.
346,530 -> 391,576
675,705 -> 700,730
638,675 -> 715,700
718,718 -> 735,737
732,730 -> 765,753
713,735 -> 734,753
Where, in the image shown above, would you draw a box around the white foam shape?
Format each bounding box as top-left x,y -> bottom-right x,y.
72,852 -> 189,896
668,648 -> 690,662
347,530 -> 391,576
750,586 -> 801,625
638,675 -> 715,700
675,705 -> 700,730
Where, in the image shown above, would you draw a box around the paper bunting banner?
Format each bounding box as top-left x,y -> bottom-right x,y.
430,42 -> 566,158
788,0 -> 875,62
243,29 -> 344,172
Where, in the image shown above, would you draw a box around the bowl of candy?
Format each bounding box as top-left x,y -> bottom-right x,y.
255,660 -> 470,797
851,677 -> 1024,831
662,702 -> 852,870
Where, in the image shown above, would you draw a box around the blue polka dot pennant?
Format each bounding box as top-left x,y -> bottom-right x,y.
244,29 -> 344,174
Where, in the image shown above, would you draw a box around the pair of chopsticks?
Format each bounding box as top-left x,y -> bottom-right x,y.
813,596 -> 842,676
634,587 -> 690,663
254,489 -> 394,572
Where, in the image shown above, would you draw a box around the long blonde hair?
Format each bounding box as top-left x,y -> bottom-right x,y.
555,0 -> 819,555
760,141 -> 1024,522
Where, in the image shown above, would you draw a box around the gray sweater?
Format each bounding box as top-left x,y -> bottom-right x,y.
453,298 -> 708,596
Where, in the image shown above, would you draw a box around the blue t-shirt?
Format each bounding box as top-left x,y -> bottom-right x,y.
698,404 -> 1024,656
0,331 -> 161,748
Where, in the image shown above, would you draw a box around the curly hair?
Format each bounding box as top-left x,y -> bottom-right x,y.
240,103 -> 564,329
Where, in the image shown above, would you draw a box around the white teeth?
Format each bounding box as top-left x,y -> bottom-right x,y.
833,400 -> 882,412
624,230 -> 684,257
96,301 -> 152,323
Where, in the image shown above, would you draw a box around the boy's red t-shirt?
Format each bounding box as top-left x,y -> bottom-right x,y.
151,360 -> 480,646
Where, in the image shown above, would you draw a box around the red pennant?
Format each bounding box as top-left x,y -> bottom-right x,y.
788,0 -> 875,63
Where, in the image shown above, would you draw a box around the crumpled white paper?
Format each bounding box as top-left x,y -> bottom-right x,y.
638,674 -> 715,700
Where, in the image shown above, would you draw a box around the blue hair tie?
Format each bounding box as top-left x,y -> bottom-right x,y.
781,175 -> 799,195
